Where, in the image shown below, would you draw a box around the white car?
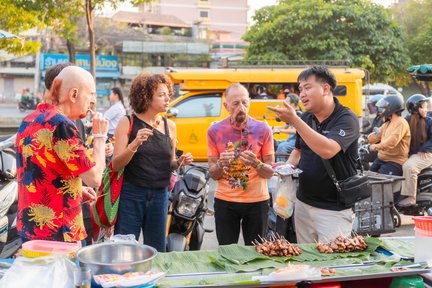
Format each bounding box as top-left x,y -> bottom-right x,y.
363,83 -> 403,98
362,83 -> 403,112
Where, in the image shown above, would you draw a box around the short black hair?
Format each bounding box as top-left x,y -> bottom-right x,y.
44,62 -> 73,91
297,65 -> 337,92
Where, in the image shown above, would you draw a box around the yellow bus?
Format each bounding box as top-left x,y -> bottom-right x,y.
166,67 -> 365,161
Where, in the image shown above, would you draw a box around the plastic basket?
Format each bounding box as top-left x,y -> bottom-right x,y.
412,216 -> 432,237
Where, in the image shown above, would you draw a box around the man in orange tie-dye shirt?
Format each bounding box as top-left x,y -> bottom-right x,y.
208,83 -> 274,246
16,66 -> 108,242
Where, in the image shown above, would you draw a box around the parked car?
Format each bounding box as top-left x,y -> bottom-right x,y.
362,83 -> 403,118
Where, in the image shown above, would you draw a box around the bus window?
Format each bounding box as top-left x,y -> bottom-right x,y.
334,85 -> 347,96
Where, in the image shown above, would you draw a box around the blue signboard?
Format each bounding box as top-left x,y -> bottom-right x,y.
40,53 -> 119,72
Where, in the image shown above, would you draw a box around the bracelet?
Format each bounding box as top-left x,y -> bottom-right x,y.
92,133 -> 108,140
253,160 -> 264,170
127,144 -> 138,153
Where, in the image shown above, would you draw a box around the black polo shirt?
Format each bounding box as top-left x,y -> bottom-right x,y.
295,98 -> 360,211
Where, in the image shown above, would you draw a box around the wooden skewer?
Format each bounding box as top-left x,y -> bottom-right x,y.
89,108 -> 95,115
82,192 -> 109,205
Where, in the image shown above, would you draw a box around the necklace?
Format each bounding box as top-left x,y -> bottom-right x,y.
135,114 -> 161,129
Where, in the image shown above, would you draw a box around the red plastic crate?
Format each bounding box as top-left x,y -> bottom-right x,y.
413,216 -> 432,237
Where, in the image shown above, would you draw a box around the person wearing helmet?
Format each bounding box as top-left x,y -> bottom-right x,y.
363,94 -> 385,134
398,94 -> 432,207
360,95 -> 385,169
368,95 -> 410,175
273,93 -> 303,162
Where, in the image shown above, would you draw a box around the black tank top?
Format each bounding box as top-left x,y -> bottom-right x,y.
124,115 -> 172,188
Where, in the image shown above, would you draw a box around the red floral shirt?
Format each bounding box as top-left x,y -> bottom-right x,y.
16,103 -> 95,242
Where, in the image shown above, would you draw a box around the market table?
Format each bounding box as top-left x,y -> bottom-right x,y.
151,236 -> 431,287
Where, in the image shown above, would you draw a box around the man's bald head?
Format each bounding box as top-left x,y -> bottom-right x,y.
225,83 -> 249,101
50,66 -> 94,104
50,66 -> 96,119
223,83 -> 250,125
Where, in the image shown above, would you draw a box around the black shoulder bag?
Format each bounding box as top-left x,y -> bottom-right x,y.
311,120 -> 372,207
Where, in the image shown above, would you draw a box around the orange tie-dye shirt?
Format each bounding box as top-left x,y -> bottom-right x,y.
207,117 -> 274,203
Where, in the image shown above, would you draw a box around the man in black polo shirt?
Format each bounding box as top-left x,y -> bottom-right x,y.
269,66 -> 359,243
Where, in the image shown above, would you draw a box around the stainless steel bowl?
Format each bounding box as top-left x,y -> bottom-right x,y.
76,242 -> 157,276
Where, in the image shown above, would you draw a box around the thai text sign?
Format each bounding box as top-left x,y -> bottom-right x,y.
40,54 -> 119,72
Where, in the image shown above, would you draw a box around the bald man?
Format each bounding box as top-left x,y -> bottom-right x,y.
207,83 -> 274,246
16,66 -> 108,242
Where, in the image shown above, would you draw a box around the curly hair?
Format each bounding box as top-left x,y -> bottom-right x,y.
129,73 -> 174,113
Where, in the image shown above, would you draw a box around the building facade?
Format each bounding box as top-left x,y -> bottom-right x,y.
139,0 -> 248,41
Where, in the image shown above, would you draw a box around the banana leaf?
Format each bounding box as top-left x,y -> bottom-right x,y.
379,238 -> 415,259
218,237 -> 382,266
217,244 -> 269,264
153,250 -> 223,275
209,256 -> 286,273
329,264 -> 390,277
156,272 -> 261,287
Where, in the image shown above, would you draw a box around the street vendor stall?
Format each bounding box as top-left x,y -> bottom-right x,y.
151,235 -> 431,287
0,235 -> 430,287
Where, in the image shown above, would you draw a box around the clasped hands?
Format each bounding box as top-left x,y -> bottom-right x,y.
218,150 -> 260,168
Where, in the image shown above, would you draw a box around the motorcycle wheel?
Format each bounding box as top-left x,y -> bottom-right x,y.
18,104 -> 26,112
188,226 -> 202,251
392,206 -> 402,228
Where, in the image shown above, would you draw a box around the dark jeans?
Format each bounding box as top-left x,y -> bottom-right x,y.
370,158 -> 403,176
114,182 -> 168,252
214,198 -> 269,246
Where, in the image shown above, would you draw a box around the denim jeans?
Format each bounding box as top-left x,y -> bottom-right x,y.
276,137 -> 295,162
114,182 -> 169,252
370,158 -> 403,176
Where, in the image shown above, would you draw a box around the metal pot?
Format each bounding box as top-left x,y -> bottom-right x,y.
76,242 -> 157,276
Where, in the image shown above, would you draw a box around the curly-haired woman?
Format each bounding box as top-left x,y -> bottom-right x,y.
112,73 -> 193,251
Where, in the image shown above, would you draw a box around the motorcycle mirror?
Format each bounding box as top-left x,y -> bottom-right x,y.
166,108 -> 179,118
427,207 -> 432,216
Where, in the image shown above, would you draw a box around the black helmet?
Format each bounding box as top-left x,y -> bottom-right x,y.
406,94 -> 427,114
367,94 -> 384,114
376,95 -> 404,118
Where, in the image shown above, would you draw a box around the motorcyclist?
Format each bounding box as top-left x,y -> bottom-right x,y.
273,93 -> 302,162
360,94 -> 384,169
398,94 -> 432,207
363,94 -> 385,134
368,95 -> 410,175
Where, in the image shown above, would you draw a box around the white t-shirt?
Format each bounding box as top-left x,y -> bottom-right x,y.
104,101 -> 126,135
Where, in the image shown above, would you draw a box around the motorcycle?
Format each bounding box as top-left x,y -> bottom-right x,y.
166,164 -> 212,252
359,143 -> 432,220
18,96 -> 39,112
395,166 -> 432,216
0,134 -> 21,258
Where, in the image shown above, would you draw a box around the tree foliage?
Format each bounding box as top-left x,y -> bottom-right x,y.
390,0 -> 432,65
244,0 -> 410,83
0,0 -> 42,55
1,0 -> 149,78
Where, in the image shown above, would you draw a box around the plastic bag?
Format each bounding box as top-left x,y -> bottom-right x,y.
273,175 -> 297,219
0,255 -> 75,288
